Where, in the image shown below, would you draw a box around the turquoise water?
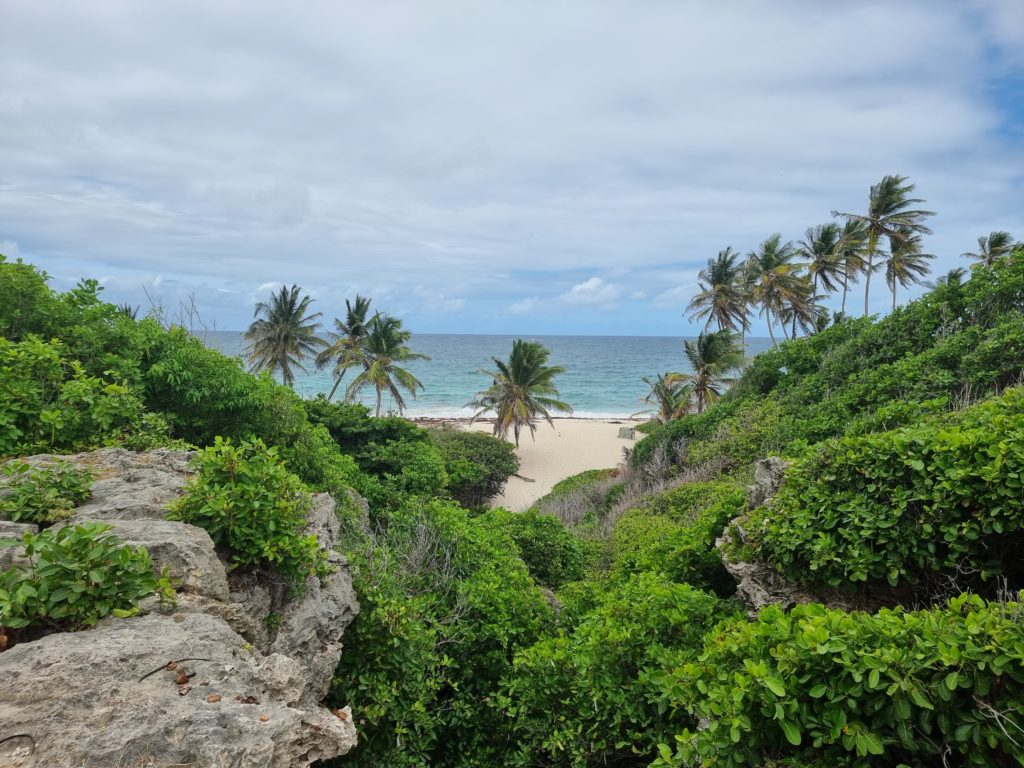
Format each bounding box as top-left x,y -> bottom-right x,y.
203,332 -> 773,418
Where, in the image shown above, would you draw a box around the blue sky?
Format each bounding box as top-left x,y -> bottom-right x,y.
2,1 -> 1023,335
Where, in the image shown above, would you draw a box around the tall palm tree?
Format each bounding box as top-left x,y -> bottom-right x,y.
778,276 -> 821,340
637,372 -> 692,422
316,294 -> 374,401
833,174 -> 934,317
835,218 -> 868,317
468,340 -> 572,447
344,314 -> 429,417
676,330 -> 743,413
962,231 -> 1015,266
244,284 -> 326,387
798,223 -> 843,300
886,229 -> 934,311
687,247 -> 749,334
746,234 -> 805,347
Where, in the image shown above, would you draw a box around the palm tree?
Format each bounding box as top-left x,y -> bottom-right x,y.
637,372 -> 692,422
676,330 -> 742,413
468,340 -> 572,447
344,314 -> 429,416
962,231 -> 1015,266
244,284 -> 326,387
835,218 -> 868,316
799,223 -> 843,300
778,276 -> 821,339
746,234 -> 805,347
316,294 -> 374,401
687,247 -> 749,334
833,175 -> 934,317
886,229 -> 934,311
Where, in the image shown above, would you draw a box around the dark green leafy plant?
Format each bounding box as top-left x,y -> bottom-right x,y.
483,508 -> 589,589
430,428 -> 519,508
0,522 -> 174,631
0,461 -> 94,525
656,595 -> 1024,768
167,437 -> 330,588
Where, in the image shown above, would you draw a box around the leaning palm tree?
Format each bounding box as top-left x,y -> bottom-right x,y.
835,218 -> 868,316
344,314 -> 429,416
676,330 -> 743,413
468,339 -> 572,447
637,372 -> 692,422
778,276 -> 822,339
799,223 -> 843,300
316,294 -> 374,401
962,231 -> 1015,266
746,234 -> 805,347
886,229 -> 934,311
244,284 -> 327,387
687,247 -> 749,334
833,174 -> 934,317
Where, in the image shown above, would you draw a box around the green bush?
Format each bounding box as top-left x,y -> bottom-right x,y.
0,461 -> 93,525
328,499 -> 552,767
0,336 -> 148,456
750,388 -> 1024,590
167,437 -> 330,588
0,522 -> 174,631
502,575 -> 733,767
484,508 -> 588,588
657,595 -> 1024,767
430,428 -> 519,508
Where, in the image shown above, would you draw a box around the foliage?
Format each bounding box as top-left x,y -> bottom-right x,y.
503,575 -> 733,768
657,595 -> 1024,768
167,438 -> 330,587
469,339 -> 572,447
0,336 -> 149,456
343,313 -> 429,417
317,294 -> 374,401
328,499 -> 552,767
0,522 -> 174,631
749,388 -> 1024,591
609,480 -> 745,595
430,428 -> 519,508
483,508 -> 588,589
0,461 -> 93,525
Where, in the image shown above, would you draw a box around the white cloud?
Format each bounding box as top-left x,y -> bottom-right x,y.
507,296 -> 540,315
0,1 -> 1020,333
652,284 -> 697,308
560,277 -> 622,307
413,284 -> 465,313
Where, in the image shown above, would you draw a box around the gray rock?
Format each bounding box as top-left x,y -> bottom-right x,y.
746,457 -> 789,508
0,521 -> 37,570
0,612 -> 357,768
79,518 -> 230,601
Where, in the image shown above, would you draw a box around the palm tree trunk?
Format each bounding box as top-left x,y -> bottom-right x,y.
766,317 -> 778,348
375,385 -> 382,418
863,251 -> 874,317
891,281 -> 897,313
327,374 -> 343,401
841,271 -> 849,316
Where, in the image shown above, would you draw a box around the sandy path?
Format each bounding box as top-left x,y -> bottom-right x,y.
464,418 -> 641,511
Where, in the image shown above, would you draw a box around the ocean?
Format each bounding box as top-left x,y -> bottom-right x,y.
203,332 -> 773,418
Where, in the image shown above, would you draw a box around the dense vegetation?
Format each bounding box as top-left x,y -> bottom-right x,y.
3,232 -> 1024,767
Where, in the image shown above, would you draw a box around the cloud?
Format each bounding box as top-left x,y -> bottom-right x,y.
560,277 -> 622,307
0,1 -> 1021,334
652,284 -> 696,308
507,296 -> 540,315
412,285 -> 465,313
0,240 -> 21,260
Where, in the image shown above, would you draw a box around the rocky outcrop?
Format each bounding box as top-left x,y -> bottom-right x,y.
0,449 -> 360,768
719,457 -> 880,615
0,521 -> 36,569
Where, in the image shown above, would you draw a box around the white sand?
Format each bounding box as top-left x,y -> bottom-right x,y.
464,418 -> 641,511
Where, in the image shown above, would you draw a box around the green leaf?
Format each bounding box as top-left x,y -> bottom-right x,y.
764,676 -> 786,697
780,719 -> 802,746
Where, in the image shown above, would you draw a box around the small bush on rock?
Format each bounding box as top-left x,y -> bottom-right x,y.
0,522 -> 173,631
0,460 -> 93,525
168,437 -> 329,587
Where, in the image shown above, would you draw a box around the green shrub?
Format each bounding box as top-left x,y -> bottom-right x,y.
484,508 -> 588,588
657,595 -> 1024,768
750,388 -> 1024,590
0,522 -> 174,631
328,499 -> 552,767
609,480 -> 745,595
0,460 -> 93,525
502,575 -> 733,767
167,437 -> 330,587
430,428 -> 519,508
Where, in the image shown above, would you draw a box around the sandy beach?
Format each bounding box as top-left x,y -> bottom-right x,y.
462,418 -> 642,510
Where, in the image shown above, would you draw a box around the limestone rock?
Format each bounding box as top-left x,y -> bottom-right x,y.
81,518 -> 230,601
746,456 -> 789,508
0,612 -> 357,768
0,521 -> 37,570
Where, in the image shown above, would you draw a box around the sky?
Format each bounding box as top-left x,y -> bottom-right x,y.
2,1 -> 1023,336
